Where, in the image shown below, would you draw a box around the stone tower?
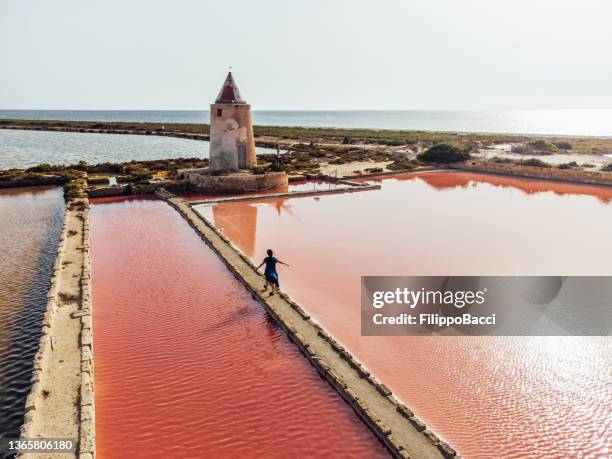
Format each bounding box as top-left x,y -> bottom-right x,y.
209,71 -> 257,171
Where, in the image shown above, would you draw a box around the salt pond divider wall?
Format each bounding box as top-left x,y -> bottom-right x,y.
156,188 -> 458,459
19,197 -> 95,459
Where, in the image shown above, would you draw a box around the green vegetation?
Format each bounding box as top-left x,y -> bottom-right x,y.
510,144 -> 530,154
0,165 -> 84,186
512,139 -> 571,155
3,118 -> 611,155
529,139 -> 559,153
250,165 -> 270,175
600,163 -> 612,172
63,173 -> 87,200
417,144 -> 470,163
5,119 -> 612,193
269,155 -> 288,172
1,157 -> 211,195
512,140 -> 558,155
0,118 -> 530,150
553,141 -> 573,150
26,163 -> 55,173
490,156 -> 549,168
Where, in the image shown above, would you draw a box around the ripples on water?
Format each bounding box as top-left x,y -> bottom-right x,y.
0,129 -> 276,170
197,172 -> 612,458
90,197 -> 387,458
0,187 -> 64,449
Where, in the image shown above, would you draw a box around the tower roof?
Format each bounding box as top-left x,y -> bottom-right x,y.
215,71 -> 246,104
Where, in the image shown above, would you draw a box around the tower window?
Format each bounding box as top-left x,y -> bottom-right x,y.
217,109 -> 222,117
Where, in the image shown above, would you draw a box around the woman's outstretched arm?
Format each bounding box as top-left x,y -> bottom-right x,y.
277,260 -> 290,267
256,260 -> 266,271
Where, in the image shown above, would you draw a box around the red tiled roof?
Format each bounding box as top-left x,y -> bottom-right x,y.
215,71 -> 246,104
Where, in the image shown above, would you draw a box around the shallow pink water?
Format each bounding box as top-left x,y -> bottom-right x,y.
90,197 -> 387,458
197,171 -> 612,458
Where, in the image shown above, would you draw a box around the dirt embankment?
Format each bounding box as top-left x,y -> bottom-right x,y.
451,159 -> 612,187
19,187 -> 95,458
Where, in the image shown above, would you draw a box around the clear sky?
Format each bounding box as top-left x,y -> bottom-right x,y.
1,0 -> 611,110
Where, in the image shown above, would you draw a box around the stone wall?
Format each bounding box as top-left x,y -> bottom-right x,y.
86,180 -> 188,198
0,176 -> 68,188
187,183 -> 380,206
183,171 -> 288,192
79,206 -> 95,458
18,197 -> 95,459
451,160 -> 612,186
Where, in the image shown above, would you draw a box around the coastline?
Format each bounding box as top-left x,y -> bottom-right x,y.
2,110 -> 612,138
3,119 -> 612,156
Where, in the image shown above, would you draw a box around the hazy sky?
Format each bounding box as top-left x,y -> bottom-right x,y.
1,0 -> 611,110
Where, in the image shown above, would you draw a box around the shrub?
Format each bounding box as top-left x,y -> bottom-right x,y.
72,160 -> 88,172
417,144 -> 470,163
558,161 -> 578,169
511,144 -> 530,154
581,163 -> 596,168
123,165 -> 153,180
490,156 -> 514,164
250,165 -> 270,175
270,156 -> 288,172
63,183 -> 85,200
600,163 -> 612,172
529,140 -> 558,153
553,141 -> 573,150
88,162 -> 123,173
26,163 -> 54,173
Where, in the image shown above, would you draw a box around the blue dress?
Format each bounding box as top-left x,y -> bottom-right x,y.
264,256 -> 279,286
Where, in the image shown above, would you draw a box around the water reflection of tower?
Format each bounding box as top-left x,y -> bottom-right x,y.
272,196 -> 296,217
212,204 -> 258,257
209,196 -> 298,257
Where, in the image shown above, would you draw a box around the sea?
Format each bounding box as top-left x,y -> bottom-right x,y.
2,109 -> 612,137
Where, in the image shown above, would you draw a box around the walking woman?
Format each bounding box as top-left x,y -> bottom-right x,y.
256,249 -> 290,296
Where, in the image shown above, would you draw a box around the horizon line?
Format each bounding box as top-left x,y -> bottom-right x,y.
1,108 -> 611,112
